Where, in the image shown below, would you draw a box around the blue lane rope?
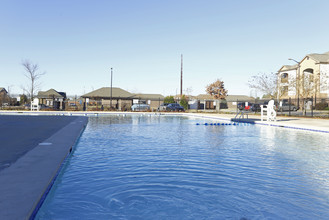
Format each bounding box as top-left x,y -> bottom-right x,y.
196,122 -> 251,126
196,122 -> 246,126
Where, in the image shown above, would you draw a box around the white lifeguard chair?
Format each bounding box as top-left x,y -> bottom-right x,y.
30,98 -> 39,111
261,100 -> 276,122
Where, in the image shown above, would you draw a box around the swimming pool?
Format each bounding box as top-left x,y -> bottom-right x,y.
36,115 -> 329,219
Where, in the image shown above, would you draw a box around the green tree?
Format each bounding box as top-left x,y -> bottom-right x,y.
20,94 -> 28,105
180,95 -> 188,110
164,96 -> 175,104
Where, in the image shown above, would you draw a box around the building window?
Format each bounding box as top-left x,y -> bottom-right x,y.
281,73 -> 288,83
303,68 -> 314,83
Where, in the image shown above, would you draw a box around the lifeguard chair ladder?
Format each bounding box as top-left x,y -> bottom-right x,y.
261,100 -> 277,122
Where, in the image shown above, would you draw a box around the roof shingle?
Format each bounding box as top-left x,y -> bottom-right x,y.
82,87 -> 134,99
132,93 -> 164,100
37,89 -> 65,98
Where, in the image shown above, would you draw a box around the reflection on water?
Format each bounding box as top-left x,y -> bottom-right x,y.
37,115 -> 329,219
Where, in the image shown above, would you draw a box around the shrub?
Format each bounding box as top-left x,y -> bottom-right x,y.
315,102 -> 328,110
164,96 -> 175,104
180,95 -> 188,110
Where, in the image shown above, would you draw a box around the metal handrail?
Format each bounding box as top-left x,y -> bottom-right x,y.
234,110 -> 249,120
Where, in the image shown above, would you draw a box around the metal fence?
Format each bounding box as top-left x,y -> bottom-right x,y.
235,97 -> 329,118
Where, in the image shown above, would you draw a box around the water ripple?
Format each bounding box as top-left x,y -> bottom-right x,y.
37,115 -> 329,219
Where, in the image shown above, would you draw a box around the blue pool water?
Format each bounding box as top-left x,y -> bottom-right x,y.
36,115 -> 329,219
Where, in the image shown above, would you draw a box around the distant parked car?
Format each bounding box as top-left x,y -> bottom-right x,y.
67,103 -> 78,110
24,104 -> 30,109
131,104 -> 150,111
28,104 -> 52,110
166,103 -> 185,111
237,102 -> 252,111
278,103 -> 298,111
39,104 -> 52,110
237,102 -> 245,110
157,103 -> 168,111
263,100 -> 279,109
250,103 -> 261,112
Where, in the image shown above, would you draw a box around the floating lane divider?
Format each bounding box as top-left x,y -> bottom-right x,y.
196,122 -> 251,126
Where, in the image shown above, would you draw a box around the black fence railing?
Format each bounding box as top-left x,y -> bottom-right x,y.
235,97 -> 329,118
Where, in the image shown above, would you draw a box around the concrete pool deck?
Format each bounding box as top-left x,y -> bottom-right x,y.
187,112 -> 329,133
0,115 -> 88,220
0,111 -> 328,219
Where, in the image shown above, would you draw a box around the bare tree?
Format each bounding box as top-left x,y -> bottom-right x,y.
21,60 -> 45,101
300,70 -> 329,99
295,69 -> 329,114
184,87 -> 193,97
283,69 -> 329,97
299,73 -> 315,100
206,79 -> 228,99
248,72 -> 278,98
275,68 -> 329,115
319,70 -> 329,96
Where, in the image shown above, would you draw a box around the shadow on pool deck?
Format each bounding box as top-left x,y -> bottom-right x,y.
231,117 -> 300,124
0,115 -> 88,220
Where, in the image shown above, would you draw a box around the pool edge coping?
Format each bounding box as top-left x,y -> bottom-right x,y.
28,117 -> 88,220
0,116 -> 88,220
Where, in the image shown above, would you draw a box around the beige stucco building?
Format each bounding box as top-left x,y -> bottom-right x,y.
278,51 -> 329,105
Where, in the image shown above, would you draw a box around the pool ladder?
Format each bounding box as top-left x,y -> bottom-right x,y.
234,110 -> 249,120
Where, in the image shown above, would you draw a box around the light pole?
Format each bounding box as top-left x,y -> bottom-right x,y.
110,67 -> 113,109
288,58 -> 300,108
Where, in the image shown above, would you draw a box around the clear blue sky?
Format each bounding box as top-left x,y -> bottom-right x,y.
2,0 -> 329,97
